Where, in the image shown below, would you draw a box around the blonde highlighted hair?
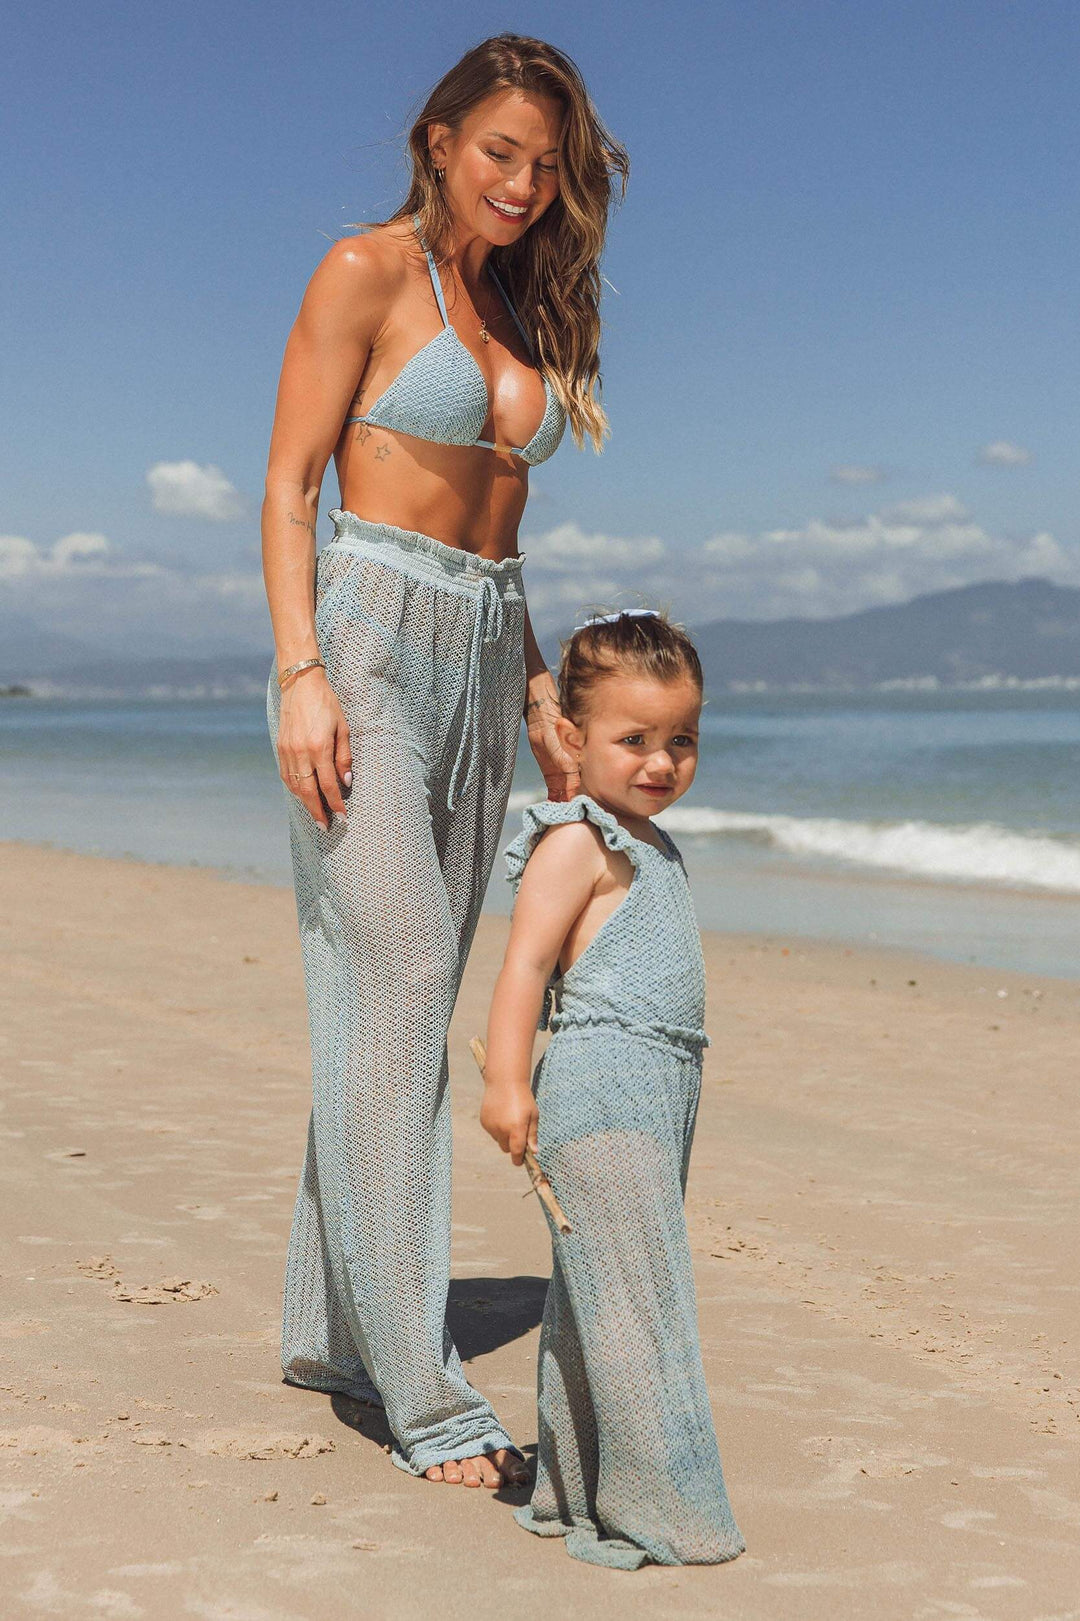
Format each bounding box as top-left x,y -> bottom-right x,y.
356,34 -> 629,453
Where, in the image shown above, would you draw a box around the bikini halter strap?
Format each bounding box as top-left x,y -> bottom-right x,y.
486,262 -> 535,360
412,214 -> 449,326
411,213 -> 535,359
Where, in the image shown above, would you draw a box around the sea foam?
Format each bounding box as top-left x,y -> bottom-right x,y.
506,791 -> 1080,895
657,807 -> 1080,894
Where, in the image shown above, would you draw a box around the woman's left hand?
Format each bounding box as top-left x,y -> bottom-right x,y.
524,671 -> 579,802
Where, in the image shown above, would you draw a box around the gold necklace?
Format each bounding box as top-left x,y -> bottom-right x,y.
476,272 -> 503,345
450,263 -> 503,344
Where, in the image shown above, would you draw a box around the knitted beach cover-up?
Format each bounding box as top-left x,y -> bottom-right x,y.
503,793 -> 745,1570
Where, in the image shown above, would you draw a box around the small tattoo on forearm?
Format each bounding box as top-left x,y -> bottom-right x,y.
288,512 -> 316,540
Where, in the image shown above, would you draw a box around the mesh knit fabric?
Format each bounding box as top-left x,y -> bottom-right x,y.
504,795 -> 746,1568
267,509 -> 527,1477
345,216 -> 567,466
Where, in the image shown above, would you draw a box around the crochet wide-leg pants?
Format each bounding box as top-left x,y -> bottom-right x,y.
514,1025 -> 746,1566
267,511 -> 527,1477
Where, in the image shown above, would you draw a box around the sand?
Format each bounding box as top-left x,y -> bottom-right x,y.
0,841 -> 1077,1620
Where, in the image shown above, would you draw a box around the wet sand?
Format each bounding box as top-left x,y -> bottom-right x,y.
1,843 -> 1076,1619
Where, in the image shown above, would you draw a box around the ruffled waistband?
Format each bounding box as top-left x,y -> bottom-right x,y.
326,509 -> 524,582
548,1008 -> 709,1055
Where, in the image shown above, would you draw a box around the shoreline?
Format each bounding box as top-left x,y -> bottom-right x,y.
1,841 -> 1076,1616
5,835 -> 1080,986
5,677 -> 1080,700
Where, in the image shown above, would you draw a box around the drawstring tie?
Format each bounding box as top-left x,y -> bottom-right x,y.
446,574 -> 505,812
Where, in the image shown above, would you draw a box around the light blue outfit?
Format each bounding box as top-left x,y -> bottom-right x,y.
345,215 -> 566,465
504,794 -> 746,1569
268,516 -> 533,1477
267,209 -> 566,1475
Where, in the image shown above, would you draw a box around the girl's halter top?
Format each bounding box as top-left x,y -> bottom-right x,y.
504,794 -> 711,1057
345,216 -> 567,466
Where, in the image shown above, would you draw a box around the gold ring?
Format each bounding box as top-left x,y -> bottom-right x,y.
290,770 -> 317,780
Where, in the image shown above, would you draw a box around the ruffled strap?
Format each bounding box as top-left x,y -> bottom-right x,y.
504,796 -> 644,1032
504,794 -> 643,893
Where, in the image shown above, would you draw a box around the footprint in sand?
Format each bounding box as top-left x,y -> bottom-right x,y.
110,1278 -> 217,1304
77,1259 -> 216,1303
188,1430 -> 335,1460
0,1426 -> 106,1457
77,1256 -> 120,1279
802,1434 -> 949,1496
175,1203 -> 225,1221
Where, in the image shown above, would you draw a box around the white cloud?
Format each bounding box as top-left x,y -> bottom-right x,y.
700,531 -> 756,563
0,535 -> 38,577
977,440 -> 1032,467
830,464 -> 885,485
51,532 -> 113,566
694,495 -> 1076,620
0,529 -> 268,657
0,531 -> 161,581
146,460 -> 247,520
193,570 -> 269,604
524,522 -> 666,567
519,522 -> 671,626
7,494 -> 1076,659
514,501 -> 1080,632
880,494 -> 968,525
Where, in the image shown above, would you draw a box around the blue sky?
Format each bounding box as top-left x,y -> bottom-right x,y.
3,0 -> 1077,658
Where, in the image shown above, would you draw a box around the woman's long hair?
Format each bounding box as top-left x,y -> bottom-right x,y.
359,35 -> 629,453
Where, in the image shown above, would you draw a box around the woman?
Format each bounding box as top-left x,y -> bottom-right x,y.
262,34 -> 628,1489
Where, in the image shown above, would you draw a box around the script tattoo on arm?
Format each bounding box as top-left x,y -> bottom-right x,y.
287,511 -> 317,541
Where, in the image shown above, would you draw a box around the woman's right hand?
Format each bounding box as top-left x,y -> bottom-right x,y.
277,669 -> 353,831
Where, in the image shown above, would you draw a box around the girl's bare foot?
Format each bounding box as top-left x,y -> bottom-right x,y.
424,1448 -> 528,1488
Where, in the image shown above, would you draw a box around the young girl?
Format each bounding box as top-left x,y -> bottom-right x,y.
481,608 -> 746,1569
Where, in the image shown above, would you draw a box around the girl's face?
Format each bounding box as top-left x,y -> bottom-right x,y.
428,89 -> 563,246
561,675 -> 702,820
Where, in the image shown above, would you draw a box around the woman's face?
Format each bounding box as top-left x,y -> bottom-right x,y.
429,88 -> 563,244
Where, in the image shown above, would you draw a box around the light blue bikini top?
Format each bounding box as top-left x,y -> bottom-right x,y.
344,216 -> 567,466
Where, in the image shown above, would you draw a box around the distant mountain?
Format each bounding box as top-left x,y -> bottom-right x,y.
0,611 -> 99,682
691,577 -> 1080,690
3,577 -> 1080,696
18,653 -> 273,699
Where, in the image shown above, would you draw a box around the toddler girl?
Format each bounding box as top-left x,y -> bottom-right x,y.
481,608 -> 746,1569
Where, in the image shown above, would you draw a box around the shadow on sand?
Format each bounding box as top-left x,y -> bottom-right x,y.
281,1273 -> 548,1490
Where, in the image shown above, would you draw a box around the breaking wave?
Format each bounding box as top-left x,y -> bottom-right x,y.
657,807 -> 1080,894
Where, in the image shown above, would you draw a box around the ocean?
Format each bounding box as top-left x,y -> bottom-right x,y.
2,689 -> 1078,979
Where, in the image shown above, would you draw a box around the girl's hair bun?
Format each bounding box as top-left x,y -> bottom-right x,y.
558,606 -> 703,723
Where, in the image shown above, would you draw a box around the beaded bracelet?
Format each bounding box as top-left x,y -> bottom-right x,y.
277,657 -> 326,689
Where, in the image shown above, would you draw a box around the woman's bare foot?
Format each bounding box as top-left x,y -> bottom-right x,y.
424,1448 -> 528,1488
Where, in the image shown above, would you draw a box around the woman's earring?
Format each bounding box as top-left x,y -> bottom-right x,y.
434,165 -> 445,182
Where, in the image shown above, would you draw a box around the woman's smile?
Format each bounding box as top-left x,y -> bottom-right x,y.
483,195 -> 529,221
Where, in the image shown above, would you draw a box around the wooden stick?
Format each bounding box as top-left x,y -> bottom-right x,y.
469,1036 -> 572,1236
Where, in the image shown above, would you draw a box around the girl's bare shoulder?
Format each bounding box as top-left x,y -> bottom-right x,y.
529,819 -> 631,888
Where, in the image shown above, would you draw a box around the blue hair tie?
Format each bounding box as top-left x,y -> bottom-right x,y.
571,608 -> 660,635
